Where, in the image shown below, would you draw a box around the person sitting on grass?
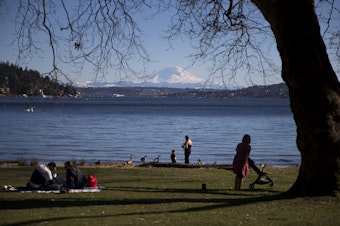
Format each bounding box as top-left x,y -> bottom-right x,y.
26,161 -> 60,191
64,161 -> 87,189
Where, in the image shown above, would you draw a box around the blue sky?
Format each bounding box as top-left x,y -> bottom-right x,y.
0,1 -> 338,87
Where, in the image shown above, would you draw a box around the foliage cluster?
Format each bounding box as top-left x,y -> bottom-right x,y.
0,62 -> 77,97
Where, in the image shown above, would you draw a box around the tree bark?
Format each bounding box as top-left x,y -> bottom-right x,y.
252,0 -> 340,196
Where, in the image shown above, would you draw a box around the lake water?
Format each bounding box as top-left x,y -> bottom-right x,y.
0,97 -> 300,166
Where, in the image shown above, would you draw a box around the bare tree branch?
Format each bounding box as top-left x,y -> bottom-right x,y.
315,0 -> 340,73
42,0 -> 57,74
4,0 -> 339,84
161,0 -> 279,87
13,0 -> 152,83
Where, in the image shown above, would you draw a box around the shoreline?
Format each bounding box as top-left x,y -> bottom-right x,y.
0,160 -> 298,169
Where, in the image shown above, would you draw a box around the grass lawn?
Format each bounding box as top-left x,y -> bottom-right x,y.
0,165 -> 339,225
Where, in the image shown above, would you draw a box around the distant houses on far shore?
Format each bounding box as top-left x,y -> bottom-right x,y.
76,83 -> 289,99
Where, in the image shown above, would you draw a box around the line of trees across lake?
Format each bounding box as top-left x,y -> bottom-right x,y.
0,61 -> 289,98
0,62 -> 77,97
77,83 -> 288,98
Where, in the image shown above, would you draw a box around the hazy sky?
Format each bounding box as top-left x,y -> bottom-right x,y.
0,1 -> 339,87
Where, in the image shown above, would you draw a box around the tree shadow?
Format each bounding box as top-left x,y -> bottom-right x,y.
0,189 -> 285,226
1,186 -> 287,226
105,185 -> 279,197
2,186 -> 283,209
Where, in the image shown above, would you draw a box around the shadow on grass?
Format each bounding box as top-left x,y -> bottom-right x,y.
2,192 -> 287,226
106,185 -> 279,197
1,187 -> 286,226
2,187 -> 282,210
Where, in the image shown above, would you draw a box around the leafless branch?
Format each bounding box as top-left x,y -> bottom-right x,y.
162,0 -> 278,87
315,0 -> 339,73
5,0 -> 339,84
13,0 -> 152,82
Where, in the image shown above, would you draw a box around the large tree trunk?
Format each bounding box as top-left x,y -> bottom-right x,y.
252,0 -> 340,196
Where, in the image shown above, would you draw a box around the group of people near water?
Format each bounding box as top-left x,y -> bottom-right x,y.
173,134 -> 251,190
170,135 -> 193,164
26,160 -> 97,192
27,134 -> 251,191
175,133 -> 274,191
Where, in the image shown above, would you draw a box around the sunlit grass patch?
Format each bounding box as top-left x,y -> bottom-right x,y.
0,165 -> 339,226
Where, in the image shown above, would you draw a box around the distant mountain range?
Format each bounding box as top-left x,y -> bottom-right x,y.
76,65 -> 229,89
77,83 -> 289,98
0,62 -> 288,98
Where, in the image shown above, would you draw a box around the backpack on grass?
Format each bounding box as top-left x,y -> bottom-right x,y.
87,174 -> 97,188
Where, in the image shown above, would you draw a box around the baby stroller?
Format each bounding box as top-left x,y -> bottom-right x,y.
248,158 -> 274,190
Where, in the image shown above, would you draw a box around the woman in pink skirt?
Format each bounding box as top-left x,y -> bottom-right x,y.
232,134 -> 251,190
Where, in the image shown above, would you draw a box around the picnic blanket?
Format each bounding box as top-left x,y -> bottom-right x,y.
1,185 -> 105,193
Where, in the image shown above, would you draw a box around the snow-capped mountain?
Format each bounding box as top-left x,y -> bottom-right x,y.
148,66 -> 204,84
132,65 -> 205,88
77,65 -> 208,88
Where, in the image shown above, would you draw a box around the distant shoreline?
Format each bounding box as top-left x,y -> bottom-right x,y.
76,84 -> 289,98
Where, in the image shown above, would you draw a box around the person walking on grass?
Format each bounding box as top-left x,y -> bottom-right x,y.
232,134 -> 251,190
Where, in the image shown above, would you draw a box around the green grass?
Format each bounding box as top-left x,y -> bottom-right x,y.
0,165 -> 339,225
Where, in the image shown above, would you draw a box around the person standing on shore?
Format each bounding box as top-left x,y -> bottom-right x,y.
232,134 -> 251,190
182,135 -> 193,164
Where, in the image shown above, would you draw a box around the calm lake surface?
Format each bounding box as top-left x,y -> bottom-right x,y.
0,97 -> 300,166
